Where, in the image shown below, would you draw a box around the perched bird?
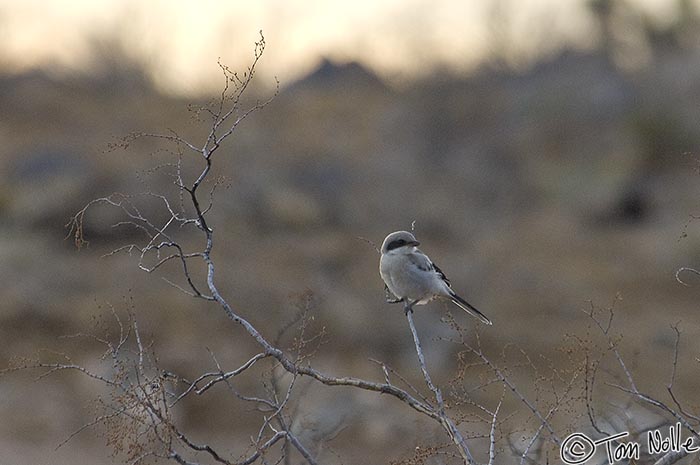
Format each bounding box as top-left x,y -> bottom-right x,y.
379,231 -> 492,325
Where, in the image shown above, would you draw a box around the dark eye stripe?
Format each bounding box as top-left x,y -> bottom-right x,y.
387,239 -> 406,251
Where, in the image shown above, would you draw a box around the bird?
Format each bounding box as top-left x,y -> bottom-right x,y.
379,230 -> 492,325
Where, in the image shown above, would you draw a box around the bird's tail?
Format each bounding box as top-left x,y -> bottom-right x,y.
448,292 -> 492,325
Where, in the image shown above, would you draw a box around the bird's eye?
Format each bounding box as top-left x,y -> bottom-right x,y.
387,239 -> 406,251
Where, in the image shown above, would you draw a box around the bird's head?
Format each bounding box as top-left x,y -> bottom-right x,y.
381,231 -> 420,254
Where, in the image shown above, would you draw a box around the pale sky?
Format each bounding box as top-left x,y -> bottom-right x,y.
0,0 -> 689,94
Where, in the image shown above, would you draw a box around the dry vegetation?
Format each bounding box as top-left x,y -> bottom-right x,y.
3,2 -> 700,464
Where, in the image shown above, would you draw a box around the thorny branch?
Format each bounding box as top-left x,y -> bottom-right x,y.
57,31 -> 481,464
578,303 -> 700,465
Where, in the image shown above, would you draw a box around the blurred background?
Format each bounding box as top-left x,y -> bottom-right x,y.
3,0 -> 700,463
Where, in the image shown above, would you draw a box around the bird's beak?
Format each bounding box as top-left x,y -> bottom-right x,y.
408,240 -> 420,247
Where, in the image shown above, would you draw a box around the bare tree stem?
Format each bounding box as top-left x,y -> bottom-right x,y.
405,306 -> 476,465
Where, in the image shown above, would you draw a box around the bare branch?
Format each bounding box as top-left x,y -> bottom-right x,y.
183,352 -> 269,401
356,235 -> 380,254
582,301 -> 638,393
675,266 -> 700,286
405,306 -> 477,464
653,449 -> 692,465
489,391 -> 503,465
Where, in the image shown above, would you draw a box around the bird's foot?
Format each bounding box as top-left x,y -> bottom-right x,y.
403,300 -> 417,315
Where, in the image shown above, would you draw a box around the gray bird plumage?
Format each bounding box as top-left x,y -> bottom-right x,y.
379,231 -> 492,325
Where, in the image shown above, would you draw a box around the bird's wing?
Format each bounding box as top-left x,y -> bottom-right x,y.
431,262 -> 452,288
408,250 -> 451,287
